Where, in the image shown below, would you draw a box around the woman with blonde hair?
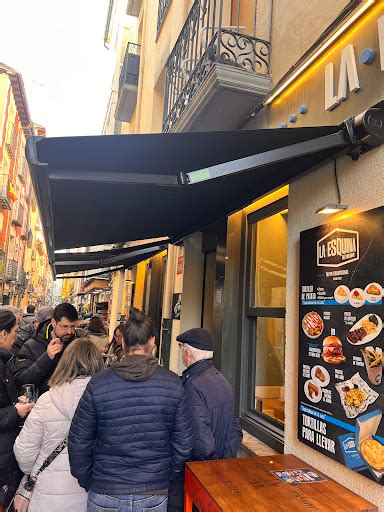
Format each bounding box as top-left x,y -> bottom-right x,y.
13,338 -> 103,512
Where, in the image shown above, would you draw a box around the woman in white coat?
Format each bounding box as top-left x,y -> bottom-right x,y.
13,338 -> 103,512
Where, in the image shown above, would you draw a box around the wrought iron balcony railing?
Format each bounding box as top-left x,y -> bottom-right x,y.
18,157 -> 28,184
16,268 -> 28,288
0,174 -> 14,210
5,122 -> 18,158
12,202 -> 24,227
21,219 -> 30,240
163,0 -> 271,132
119,43 -> 141,94
5,259 -> 18,282
26,182 -> 32,205
27,227 -> 33,244
157,0 -> 172,36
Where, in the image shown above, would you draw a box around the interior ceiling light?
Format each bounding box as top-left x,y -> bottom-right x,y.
316,159 -> 348,214
265,0 -> 376,105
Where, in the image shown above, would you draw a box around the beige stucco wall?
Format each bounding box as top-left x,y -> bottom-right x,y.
271,0 -> 350,83
285,147 -> 384,510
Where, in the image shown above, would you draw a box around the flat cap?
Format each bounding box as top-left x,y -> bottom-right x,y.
177,328 -> 215,351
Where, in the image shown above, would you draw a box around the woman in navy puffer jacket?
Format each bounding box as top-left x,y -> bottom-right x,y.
68,309 -> 193,512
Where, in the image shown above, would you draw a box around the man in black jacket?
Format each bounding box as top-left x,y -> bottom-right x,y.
168,328 -> 243,512
13,303 -> 78,395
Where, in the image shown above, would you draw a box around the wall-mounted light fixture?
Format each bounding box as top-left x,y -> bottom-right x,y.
316,204 -> 348,214
316,159 -> 348,214
264,0 -> 376,106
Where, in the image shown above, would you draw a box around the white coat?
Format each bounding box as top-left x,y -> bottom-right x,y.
13,377 -> 90,512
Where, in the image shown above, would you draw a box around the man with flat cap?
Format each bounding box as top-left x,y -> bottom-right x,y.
168,328 -> 243,512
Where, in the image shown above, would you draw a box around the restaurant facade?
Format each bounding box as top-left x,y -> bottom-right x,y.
28,1 -> 384,509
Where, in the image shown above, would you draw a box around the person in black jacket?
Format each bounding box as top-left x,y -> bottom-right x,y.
11,306 -> 54,356
19,304 -> 35,329
69,309 -> 193,512
168,328 -> 243,512
0,310 -> 34,509
13,303 -> 78,396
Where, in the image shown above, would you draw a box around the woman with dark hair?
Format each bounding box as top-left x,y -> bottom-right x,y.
104,324 -> 124,364
87,316 -> 109,353
69,309 -> 193,512
0,310 -> 34,509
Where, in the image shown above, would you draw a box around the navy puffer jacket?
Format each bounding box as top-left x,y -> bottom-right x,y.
169,359 -> 243,507
182,359 -> 242,460
68,355 -> 193,495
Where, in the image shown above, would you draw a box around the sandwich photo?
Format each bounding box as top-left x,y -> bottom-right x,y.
321,335 -> 346,365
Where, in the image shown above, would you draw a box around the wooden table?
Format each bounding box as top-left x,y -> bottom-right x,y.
184,454 -> 378,512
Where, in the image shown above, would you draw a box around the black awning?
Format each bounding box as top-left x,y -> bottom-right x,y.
27,110 -> 384,277
55,240 -> 167,276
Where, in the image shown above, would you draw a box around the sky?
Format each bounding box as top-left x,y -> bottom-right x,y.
0,0 -> 115,137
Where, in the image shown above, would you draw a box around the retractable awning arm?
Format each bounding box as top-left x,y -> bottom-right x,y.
183,108 -> 384,185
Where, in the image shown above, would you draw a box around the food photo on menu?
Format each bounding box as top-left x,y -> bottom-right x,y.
321,335 -> 346,364
298,207 -> 384,485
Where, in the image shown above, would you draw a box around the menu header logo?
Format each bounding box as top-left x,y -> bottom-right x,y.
317,228 -> 359,267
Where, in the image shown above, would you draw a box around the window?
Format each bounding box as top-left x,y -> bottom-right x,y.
241,197 -> 288,451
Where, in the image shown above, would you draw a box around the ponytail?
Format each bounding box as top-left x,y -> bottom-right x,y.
123,309 -> 156,350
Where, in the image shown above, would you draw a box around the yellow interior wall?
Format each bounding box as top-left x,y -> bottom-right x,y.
133,260 -> 147,310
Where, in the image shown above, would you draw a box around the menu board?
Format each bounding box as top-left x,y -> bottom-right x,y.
298,207 -> 384,484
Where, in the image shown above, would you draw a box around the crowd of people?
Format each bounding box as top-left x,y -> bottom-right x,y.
0,302 -> 242,512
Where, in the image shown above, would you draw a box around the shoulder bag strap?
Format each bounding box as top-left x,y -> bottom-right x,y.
33,437 -> 68,480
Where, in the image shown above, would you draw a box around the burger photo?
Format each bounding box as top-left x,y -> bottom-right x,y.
322,335 -> 346,364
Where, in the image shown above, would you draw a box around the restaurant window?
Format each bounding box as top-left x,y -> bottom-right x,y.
242,197 -> 288,451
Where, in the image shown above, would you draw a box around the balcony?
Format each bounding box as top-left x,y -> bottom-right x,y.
157,0 -> 172,36
12,202 -> 24,227
16,268 -> 28,288
5,259 -> 18,282
18,157 -> 28,184
115,42 -> 141,123
27,227 -> 33,246
25,183 -> 32,205
0,251 -> 5,280
21,221 -> 31,241
0,174 -> 14,210
163,0 -> 272,133
5,122 -> 18,158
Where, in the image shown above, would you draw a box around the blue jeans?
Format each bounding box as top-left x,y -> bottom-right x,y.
87,492 -> 168,512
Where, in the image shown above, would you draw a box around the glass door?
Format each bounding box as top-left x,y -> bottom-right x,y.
242,197 -> 288,449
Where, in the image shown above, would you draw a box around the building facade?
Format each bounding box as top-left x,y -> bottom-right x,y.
0,64 -> 52,308
60,1 -> 384,508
